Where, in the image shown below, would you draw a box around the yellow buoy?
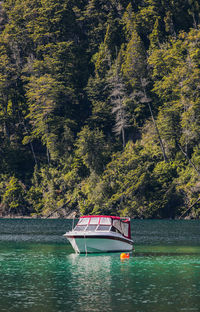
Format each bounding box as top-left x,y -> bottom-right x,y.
120,252 -> 130,260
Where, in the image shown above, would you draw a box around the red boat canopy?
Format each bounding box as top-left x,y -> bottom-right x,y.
79,215 -> 130,221
78,215 -> 131,239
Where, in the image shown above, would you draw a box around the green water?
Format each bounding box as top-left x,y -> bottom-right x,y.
0,219 -> 200,312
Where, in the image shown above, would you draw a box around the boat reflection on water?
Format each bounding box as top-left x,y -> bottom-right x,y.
67,253 -> 114,309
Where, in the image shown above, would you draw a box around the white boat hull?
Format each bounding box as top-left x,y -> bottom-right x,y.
64,232 -> 134,253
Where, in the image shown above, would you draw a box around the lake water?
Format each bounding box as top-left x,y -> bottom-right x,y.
0,219 -> 200,312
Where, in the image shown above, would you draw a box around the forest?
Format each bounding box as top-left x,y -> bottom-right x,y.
0,0 -> 200,218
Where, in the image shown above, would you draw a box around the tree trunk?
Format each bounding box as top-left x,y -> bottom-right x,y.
140,78 -> 168,163
147,102 -> 168,163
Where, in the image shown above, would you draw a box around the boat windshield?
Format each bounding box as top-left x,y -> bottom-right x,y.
90,217 -> 99,224
74,225 -> 87,231
96,225 -> 110,231
77,218 -> 90,225
74,224 -> 111,232
86,225 -> 97,231
100,217 -> 112,225
74,216 -> 129,236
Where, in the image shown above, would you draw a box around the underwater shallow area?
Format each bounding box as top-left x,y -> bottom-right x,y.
0,219 -> 200,312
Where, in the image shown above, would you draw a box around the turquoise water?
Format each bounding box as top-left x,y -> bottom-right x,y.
0,219 -> 200,312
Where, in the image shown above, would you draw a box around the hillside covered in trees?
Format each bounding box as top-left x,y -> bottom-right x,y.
0,0 -> 200,218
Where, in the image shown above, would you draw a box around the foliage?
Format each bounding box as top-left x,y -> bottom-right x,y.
1,0 -> 200,218
0,175 -> 30,216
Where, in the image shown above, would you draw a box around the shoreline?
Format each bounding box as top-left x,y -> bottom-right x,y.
0,215 -> 75,219
0,215 -> 198,220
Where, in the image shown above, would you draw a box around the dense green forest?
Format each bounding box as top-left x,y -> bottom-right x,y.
0,0 -> 200,218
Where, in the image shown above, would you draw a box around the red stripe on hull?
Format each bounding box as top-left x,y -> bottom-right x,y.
65,234 -> 133,246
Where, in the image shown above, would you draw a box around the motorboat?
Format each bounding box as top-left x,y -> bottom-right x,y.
64,215 -> 134,253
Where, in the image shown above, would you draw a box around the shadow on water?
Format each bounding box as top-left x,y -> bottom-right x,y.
133,244 -> 200,256
135,251 -> 200,256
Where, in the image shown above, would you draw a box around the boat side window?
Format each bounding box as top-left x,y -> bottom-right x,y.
86,225 -> 97,231
74,225 -> 87,231
112,220 -> 122,235
121,222 -> 129,237
111,226 -> 120,234
96,225 -> 111,231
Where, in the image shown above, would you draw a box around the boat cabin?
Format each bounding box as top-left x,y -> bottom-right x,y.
74,215 -> 131,239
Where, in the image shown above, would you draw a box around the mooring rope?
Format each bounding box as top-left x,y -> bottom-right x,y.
84,231 -> 87,255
